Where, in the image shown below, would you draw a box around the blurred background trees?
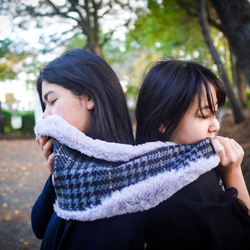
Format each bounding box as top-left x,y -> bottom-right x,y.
0,0 -> 249,134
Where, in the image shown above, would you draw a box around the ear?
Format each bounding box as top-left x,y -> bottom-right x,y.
87,97 -> 95,110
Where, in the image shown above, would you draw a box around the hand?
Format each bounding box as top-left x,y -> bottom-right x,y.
36,136 -> 55,177
211,136 -> 250,210
211,135 -> 244,176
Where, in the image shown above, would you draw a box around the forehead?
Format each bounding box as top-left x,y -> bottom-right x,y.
42,80 -> 58,91
42,81 -> 65,96
200,82 -> 217,104
188,82 -> 218,113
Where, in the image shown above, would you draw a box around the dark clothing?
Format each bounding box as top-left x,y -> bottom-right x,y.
32,170 -> 250,250
31,176 -> 146,250
145,170 -> 250,250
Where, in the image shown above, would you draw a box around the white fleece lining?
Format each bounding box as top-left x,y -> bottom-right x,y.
53,155 -> 219,221
34,115 -> 175,162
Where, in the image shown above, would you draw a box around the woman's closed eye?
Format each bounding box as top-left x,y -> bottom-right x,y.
200,110 -> 218,119
42,99 -> 57,108
50,99 -> 57,106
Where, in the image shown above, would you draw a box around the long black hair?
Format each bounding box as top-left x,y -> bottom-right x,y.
136,58 -> 226,144
37,49 -> 134,144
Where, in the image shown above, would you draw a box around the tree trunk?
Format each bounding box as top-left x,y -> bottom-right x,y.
87,41 -> 103,58
230,50 -> 247,108
85,28 -> 104,58
235,62 -> 248,108
231,52 -> 248,107
210,0 -> 250,87
197,0 -> 244,123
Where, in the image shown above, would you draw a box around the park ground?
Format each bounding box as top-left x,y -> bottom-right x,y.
0,108 -> 250,250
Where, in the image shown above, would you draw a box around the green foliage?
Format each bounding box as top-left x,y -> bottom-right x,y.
111,49 -> 162,108
0,63 -> 17,81
1,0 -> 142,57
0,39 -> 12,56
65,32 -> 126,65
127,0 -> 203,55
123,0 -> 245,107
1,109 -> 35,137
223,99 -> 231,108
65,34 -> 87,50
246,91 -> 250,108
0,39 -> 40,85
0,40 -> 18,81
2,109 -> 11,133
22,55 -> 44,86
223,92 -> 250,108
126,0 -> 223,68
103,39 -> 127,65
2,109 -> 11,116
17,111 -> 35,136
246,91 -> 250,100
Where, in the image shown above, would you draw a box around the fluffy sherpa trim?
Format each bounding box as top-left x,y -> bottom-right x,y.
34,115 -> 220,221
34,115 -> 174,162
53,155 -> 219,221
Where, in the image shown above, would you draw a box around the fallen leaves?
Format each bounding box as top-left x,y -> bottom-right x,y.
0,139 -> 47,249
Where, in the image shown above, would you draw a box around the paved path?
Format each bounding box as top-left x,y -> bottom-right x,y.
0,139 -> 48,250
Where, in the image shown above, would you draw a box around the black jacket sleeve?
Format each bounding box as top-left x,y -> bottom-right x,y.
31,175 -> 56,239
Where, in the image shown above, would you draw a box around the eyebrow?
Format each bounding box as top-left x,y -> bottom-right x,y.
199,102 -> 219,115
201,101 -> 219,109
43,91 -> 54,102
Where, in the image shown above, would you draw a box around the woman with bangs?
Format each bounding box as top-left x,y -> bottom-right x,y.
136,58 -> 250,249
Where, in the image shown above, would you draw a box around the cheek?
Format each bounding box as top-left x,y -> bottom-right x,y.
64,100 -> 91,132
54,105 -> 67,117
52,100 -> 72,122
172,120 -> 201,144
184,121 -> 208,144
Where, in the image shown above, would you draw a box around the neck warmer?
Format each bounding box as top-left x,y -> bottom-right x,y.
34,115 -> 220,221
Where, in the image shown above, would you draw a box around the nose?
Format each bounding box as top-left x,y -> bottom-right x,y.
208,116 -> 220,134
42,108 -> 51,119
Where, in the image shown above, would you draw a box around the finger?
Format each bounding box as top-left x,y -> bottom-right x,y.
39,136 -> 49,151
213,136 -> 244,167
36,136 -> 40,145
215,136 -> 237,150
43,138 -> 54,161
47,153 -> 55,174
228,138 -> 244,157
211,138 -> 225,160
215,136 -> 244,158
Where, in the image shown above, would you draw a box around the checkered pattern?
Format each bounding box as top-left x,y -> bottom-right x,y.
53,138 -> 215,212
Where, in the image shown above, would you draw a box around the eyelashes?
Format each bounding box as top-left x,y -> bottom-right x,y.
50,99 -> 57,105
198,109 -> 218,119
42,99 -> 57,108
